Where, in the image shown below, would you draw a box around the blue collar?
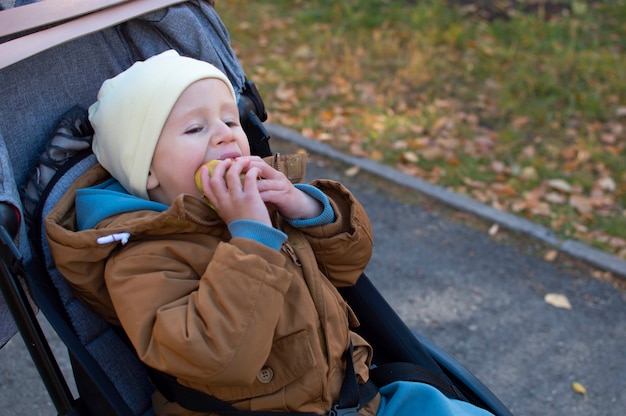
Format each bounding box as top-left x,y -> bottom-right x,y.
75,178 -> 168,230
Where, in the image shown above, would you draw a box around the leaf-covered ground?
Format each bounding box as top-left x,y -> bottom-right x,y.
217,0 -> 626,259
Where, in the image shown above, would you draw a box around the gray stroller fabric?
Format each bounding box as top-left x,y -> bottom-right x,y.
0,131 -> 32,347
0,1 -> 15,10
0,0 -> 246,369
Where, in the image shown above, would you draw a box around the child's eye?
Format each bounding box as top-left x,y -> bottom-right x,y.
224,120 -> 239,128
184,126 -> 204,135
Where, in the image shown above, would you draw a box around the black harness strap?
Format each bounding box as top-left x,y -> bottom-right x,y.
148,344 -> 462,415
148,367 -> 321,416
328,342 -> 363,416
147,342 -> 378,416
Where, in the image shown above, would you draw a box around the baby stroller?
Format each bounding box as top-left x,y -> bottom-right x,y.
0,1 -> 513,415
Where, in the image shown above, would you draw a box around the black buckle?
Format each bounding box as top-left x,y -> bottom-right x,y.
239,79 -> 267,122
328,404 -> 361,416
238,79 -> 271,157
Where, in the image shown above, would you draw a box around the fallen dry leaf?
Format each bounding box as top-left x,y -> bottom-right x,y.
370,149 -> 384,161
544,250 -> 558,262
544,192 -> 567,204
491,160 -> 507,174
572,382 -> 587,395
274,84 -> 298,103
344,166 -> 360,177
595,177 -> 616,192
569,195 -> 594,216
488,223 -> 499,236
520,166 -> 538,180
544,293 -> 572,310
463,177 -> 487,188
349,143 -> 368,158
530,202 -> 552,217
491,183 -> 517,197
401,151 -> 419,164
547,179 -> 573,193
419,147 -> 446,161
600,133 -> 616,144
511,199 -> 527,212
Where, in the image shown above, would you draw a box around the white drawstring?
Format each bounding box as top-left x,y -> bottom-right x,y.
96,232 -> 131,245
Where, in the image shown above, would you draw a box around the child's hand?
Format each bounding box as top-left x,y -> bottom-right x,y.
197,158 -> 272,226
245,157 -> 323,220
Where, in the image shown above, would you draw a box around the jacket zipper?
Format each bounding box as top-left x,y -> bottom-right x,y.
281,242 -> 302,266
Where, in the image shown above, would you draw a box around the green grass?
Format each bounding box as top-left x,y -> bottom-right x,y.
218,0 -> 626,259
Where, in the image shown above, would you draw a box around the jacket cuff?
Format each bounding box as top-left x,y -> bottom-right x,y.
284,184 -> 335,228
228,220 -> 287,251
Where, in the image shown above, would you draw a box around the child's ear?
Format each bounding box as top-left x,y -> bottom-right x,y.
146,169 -> 159,191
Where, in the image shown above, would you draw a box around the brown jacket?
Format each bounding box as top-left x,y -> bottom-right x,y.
45,158 -> 379,415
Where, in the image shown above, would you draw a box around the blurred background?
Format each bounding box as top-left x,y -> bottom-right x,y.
218,0 -> 626,262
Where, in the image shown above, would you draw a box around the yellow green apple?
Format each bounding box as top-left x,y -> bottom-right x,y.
194,160 -> 247,194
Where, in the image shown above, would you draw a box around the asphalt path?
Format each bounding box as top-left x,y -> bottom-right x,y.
0,134 -> 624,415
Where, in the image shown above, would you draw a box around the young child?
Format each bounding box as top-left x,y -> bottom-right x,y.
45,51 -> 494,416
45,50 -> 378,415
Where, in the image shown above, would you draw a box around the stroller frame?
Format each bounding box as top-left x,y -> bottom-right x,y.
0,204 -> 76,414
0,1 -> 512,415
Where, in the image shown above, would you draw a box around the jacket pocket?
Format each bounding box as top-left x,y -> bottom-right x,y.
203,329 -> 317,402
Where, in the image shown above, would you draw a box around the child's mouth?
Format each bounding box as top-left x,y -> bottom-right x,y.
219,152 -> 241,160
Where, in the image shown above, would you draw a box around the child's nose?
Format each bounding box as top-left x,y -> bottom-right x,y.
212,121 -> 235,145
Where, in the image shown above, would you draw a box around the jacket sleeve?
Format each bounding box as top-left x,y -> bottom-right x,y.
293,179 -> 373,287
104,236 -> 293,386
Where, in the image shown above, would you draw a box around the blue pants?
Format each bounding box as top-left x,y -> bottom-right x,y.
377,381 -> 495,415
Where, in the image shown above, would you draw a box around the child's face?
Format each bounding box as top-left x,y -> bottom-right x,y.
147,78 -> 250,205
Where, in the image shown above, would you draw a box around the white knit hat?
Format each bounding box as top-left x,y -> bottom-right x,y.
89,50 -> 237,199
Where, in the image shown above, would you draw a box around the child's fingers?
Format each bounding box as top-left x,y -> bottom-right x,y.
202,160 -> 230,200
242,167 -> 261,191
244,158 -> 278,178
